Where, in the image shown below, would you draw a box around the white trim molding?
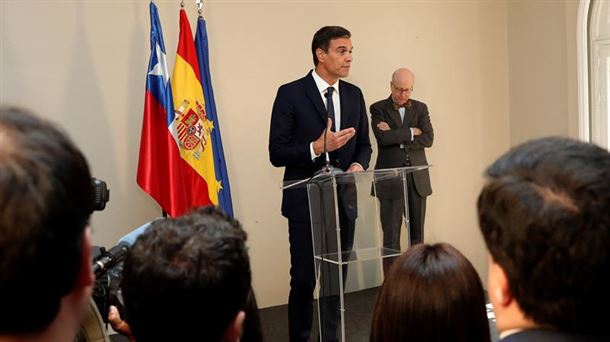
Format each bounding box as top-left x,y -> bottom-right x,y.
576,0 -> 591,142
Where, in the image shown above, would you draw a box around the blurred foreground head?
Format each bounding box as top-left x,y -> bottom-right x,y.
0,106 -> 94,340
478,136 -> 610,336
371,243 -> 491,342
122,206 -> 251,342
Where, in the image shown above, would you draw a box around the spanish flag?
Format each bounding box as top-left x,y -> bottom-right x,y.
138,5 -> 219,217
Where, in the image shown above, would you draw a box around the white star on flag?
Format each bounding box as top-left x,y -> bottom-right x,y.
148,42 -> 169,86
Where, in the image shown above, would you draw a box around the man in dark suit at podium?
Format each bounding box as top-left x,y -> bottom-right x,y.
370,68 -> 433,270
269,26 -> 371,342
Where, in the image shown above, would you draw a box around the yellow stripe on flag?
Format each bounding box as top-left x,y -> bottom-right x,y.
171,54 -> 219,205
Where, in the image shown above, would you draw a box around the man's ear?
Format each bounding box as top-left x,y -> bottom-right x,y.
316,48 -> 326,63
488,257 -> 512,308
224,310 -> 246,342
77,228 -> 95,288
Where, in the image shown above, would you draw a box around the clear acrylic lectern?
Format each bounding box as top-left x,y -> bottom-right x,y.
281,166 -> 430,341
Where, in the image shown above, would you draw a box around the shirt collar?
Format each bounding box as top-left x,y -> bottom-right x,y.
499,328 -> 524,339
312,69 -> 339,95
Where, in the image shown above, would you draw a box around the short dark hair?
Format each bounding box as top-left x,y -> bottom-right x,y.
370,243 -> 491,342
122,206 -> 252,342
0,107 -> 93,334
477,136 -> 610,334
311,26 -> 351,66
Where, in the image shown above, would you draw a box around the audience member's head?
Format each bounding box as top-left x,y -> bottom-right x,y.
121,206 -> 252,342
370,243 -> 491,342
0,107 -> 94,341
478,136 -> 610,337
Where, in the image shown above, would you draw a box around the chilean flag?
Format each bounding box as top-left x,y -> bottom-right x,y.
137,2 -> 213,217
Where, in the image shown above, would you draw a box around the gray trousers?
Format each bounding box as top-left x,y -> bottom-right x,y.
378,173 -> 426,249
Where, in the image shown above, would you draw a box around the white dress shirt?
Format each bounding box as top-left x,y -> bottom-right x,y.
309,70 -> 340,159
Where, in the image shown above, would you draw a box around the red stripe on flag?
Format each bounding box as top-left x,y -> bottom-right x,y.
176,9 -> 201,83
137,91 -> 212,217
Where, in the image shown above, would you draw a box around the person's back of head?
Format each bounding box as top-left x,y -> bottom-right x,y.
0,107 -> 94,339
370,243 -> 490,342
121,206 -> 251,342
478,136 -> 610,336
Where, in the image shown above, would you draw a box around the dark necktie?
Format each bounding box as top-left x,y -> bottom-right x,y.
325,87 -> 335,131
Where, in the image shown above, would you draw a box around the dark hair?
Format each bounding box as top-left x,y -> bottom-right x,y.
477,136 -> 610,335
311,26 -> 351,66
0,107 -> 93,334
370,243 -> 490,342
122,206 -> 252,342
242,287 -> 264,342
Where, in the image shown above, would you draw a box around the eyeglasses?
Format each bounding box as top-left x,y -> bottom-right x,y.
392,85 -> 413,94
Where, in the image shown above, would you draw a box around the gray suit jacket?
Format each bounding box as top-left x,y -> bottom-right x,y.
370,97 -> 433,198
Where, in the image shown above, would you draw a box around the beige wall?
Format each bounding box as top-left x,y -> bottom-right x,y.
507,0 -> 580,144
1,0 -> 556,308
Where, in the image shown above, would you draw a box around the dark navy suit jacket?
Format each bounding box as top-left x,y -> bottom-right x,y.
269,71 -> 372,221
501,329 -> 606,342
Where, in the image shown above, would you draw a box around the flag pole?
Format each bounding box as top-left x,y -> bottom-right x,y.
196,0 -> 203,17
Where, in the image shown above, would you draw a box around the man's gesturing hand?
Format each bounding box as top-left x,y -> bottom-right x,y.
313,118 -> 356,155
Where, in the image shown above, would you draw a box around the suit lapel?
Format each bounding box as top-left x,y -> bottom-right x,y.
304,72 -> 327,123
383,97 -> 403,128
339,81 -> 351,130
403,101 -> 416,127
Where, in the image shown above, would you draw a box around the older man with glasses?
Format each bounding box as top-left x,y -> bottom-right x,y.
370,68 -> 434,273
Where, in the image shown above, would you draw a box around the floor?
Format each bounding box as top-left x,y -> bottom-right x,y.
110,287 -> 500,341
258,287 -> 500,342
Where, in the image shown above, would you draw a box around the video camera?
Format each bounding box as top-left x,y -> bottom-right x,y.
88,178 -> 126,326
92,177 -> 110,211
75,178 -> 119,342
89,179 -> 156,330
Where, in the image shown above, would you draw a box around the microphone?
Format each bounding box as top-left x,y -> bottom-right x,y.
324,120 -> 330,170
314,123 -> 344,177
92,220 -> 158,277
316,88 -> 343,177
93,243 -> 129,277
